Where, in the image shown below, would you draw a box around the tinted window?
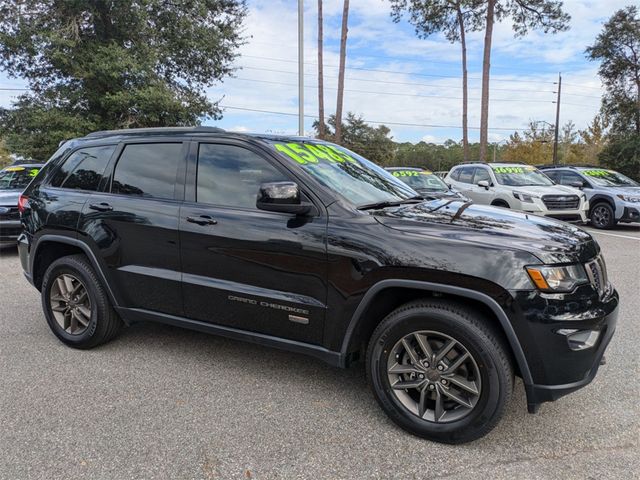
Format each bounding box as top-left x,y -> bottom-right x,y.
50,146 -> 115,190
559,171 -> 585,186
544,170 -> 560,182
473,168 -> 491,184
112,143 -> 182,199
458,167 -> 475,184
197,144 -> 289,209
450,168 -> 460,181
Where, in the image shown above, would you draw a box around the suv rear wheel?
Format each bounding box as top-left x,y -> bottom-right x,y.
590,202 -> 616,229
41,254 -> 122,348
367,300 -> 513,444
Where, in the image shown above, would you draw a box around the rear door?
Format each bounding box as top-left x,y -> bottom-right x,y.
179,140 -> 328,344
78,141 -> 187,316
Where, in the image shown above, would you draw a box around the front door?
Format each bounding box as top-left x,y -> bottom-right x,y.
179,141 -> 328,344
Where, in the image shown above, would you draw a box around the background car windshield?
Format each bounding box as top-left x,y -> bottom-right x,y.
391,170 -> 448,192
492,166 -> 554,186
269,140 -> 417,206
581,169 -> 639,187
0,167 -> 40,190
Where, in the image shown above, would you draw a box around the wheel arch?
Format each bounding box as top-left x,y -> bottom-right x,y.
32,235 -> 121,308
340,280 -> 533,387
588,194 -> 616,213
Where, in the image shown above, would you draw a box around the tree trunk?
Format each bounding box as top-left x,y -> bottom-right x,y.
456,5 -> 469,161
479,0 -> 495,162
317,0 -> 325,139
335,0 -> 350,144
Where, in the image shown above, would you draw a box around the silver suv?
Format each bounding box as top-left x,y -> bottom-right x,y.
445,162 -> 589,223
540,166 -> 640,229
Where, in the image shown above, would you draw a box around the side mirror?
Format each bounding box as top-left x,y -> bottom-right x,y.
477,180 -> 490,190
568,181 -> 584,189
257,181 -> 312,215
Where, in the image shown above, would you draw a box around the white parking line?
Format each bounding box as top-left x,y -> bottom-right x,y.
584,229 -> 640,241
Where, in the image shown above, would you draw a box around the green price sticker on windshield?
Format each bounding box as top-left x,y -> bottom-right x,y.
492,166 -> 533,174
583,169 -> 610,177
392,170 -> 431,177
274,142 -> 356,165
28,168 -> 40,177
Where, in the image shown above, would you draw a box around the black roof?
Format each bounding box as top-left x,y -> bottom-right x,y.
537,164 -> 599,170
83,126 -> 226,139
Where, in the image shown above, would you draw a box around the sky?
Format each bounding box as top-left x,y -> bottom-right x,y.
0,0 -> 629,145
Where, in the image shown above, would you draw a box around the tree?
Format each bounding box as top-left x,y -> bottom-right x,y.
335,0 -> 350,144
599,135 -> 640,180
501,120 -> 553,164
317,0 -> 326,139
0,0 -> 247,160
579,115 -> 608,165
586,6 -> 639,135
390,1 -> 484,161
315,112 -> 396,164
478,1 -> 570,161
0,137 -> 11,167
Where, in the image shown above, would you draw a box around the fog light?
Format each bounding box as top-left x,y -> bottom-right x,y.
557,328 -> 600,351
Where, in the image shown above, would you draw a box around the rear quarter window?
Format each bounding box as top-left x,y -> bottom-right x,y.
50,145 -> 116,191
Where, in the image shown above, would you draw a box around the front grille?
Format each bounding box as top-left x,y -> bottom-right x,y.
585,255 -> 609,298
542,195 -> 580,210
0,206 -> 19,221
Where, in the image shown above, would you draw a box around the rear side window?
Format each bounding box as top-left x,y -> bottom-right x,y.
50,145 -> 116,191
196,143 -> 289,209
457,167 -> 475,184
111,143 -> 182,199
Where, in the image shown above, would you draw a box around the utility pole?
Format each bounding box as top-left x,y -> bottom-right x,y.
298,0 -> 304,136
552,73 -> 561,164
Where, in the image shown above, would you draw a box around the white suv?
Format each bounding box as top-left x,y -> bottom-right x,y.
445,163 -> 589,223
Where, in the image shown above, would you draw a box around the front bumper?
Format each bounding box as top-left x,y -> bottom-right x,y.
509,285 -> 618,412
618,205 -> 640,223
519,198 -> 589,223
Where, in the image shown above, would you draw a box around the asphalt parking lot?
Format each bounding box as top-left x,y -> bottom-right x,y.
1,226 -> 639,480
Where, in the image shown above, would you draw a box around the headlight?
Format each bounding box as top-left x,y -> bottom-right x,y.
525,264 -> 589,292
513,191 -> 538,203
617,194 -> 640,203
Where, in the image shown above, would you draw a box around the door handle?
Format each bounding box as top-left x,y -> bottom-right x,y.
186,215 -> 217,226
89,202 -> 113,212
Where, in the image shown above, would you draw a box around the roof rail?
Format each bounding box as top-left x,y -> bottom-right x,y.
538,164 -> 600,169
84,126 -> 225,138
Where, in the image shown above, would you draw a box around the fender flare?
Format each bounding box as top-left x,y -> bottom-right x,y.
339,279 -> 533,386
31,234 -> 121,308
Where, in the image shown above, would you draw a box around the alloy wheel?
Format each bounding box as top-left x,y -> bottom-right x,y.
49,273 -> 92,335
386,330 -> 482,423
592,205 -> 611,228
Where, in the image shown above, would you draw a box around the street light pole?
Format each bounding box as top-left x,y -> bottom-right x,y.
298,0 -> 304,136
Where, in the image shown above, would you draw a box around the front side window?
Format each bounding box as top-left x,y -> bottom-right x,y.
111,143 -> 182,199
473,168 -> 491,184
492,165 -> 554,186
197,144 -> 289,209
50,145 -> 116,191
0,166 -> 41,190
268,140 -> 416,207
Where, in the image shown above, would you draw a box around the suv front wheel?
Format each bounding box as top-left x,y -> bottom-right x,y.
367,300 -> 513,444
590,202 -> 616,229
41,254 -> 122,348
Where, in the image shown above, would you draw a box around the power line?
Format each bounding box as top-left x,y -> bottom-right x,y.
221,104 -> 526,131
239,65 -> 601,99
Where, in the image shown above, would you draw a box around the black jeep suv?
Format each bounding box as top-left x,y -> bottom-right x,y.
18,127 -> 618,443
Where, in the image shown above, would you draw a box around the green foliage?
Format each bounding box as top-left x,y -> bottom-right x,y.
599,135 -> 640,181
586,6 -> 640,135
0,137 -> 11,167
0,0 -> 247,160
315,113 -> 397,165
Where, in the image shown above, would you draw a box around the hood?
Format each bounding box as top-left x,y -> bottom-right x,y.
612,186 -> 640,196
416,189 -> 466,201
373,199 -> 597,264
0,190 -> 20,207
511,184 -> 581,196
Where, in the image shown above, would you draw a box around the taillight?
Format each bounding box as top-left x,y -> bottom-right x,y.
18,194 -> 29,213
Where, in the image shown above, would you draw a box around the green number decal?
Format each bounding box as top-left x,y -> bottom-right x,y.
274,143 -> 307,164
28,168 -> 40,177
287,143 -> 318,163
305,144 -> 333,161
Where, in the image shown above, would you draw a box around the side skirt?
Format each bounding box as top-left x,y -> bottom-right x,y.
116,307 -> 343,367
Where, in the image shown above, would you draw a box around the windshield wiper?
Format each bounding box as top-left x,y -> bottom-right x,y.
357,196 -> 424,211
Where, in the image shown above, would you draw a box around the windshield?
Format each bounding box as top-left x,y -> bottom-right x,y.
389,169 -> 448,192
492,165 -> 554,186
268,140 -> 417,207
0,166 -> 41,190
581,169 -> 639,187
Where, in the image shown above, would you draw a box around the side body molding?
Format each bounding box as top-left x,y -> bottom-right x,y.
340,279 -> 533,386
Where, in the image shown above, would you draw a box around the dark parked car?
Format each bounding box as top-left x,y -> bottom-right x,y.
18,127 -> 617,443
385,167 -> 469,201
0,163 -> 42,248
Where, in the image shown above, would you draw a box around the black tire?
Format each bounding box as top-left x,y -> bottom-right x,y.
41,254 -> 122,349
589,202 -> 616,229
367,300 -> 513,444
